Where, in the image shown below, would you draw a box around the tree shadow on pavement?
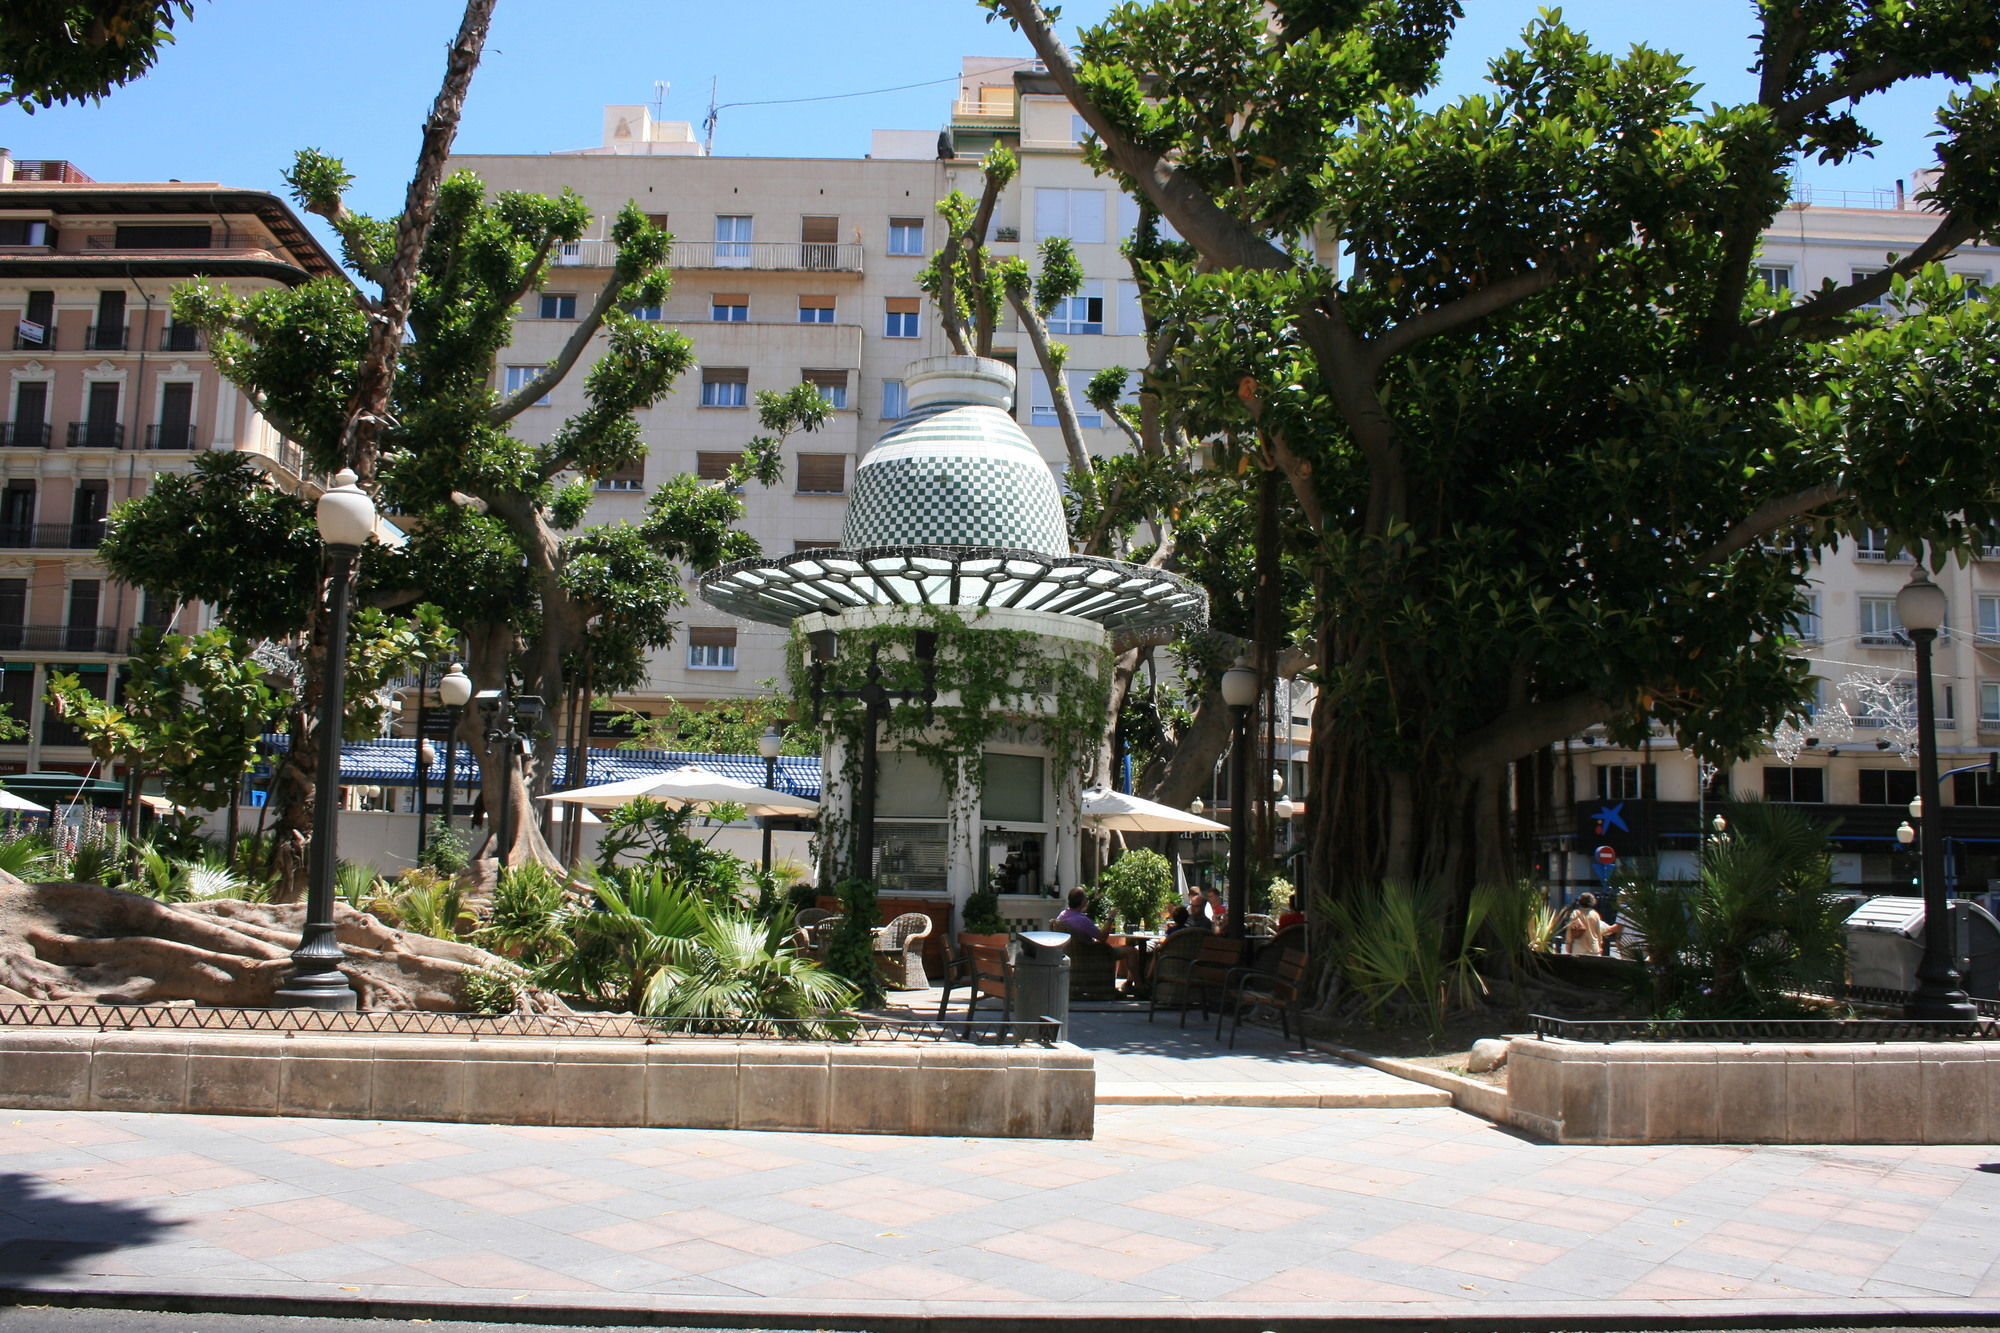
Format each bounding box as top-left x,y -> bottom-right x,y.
0,1173 -> 182,1284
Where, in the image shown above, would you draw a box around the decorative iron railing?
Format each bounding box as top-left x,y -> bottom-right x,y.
1530,1013 -> 1998,1043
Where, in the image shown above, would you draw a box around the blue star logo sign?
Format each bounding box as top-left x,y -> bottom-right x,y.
1592,802 -> 1629,834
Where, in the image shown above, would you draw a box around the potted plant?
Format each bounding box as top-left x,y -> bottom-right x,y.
958,879 -> 1009,951
1097,848 -> 1176,932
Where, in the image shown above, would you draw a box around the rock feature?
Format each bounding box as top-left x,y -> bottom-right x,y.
1467,1037 -> 1511,1073
0,872 -> 563,1013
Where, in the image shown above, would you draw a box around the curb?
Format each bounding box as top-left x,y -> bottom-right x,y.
1304,1037 -> 1514,1126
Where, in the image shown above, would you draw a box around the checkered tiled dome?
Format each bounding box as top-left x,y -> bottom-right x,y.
841,358 -> 1070,556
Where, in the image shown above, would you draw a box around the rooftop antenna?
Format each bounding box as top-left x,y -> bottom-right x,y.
651,80 -> 670,121
702,76 -> 719,156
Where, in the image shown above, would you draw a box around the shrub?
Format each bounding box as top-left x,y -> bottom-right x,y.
479,862 -> 571,964
419,819 -> 470,876
961,885 -> 1004,935
1097,849 -> 1176,929
822,877 -> 883,1005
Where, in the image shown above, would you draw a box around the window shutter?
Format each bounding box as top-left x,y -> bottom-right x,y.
800,216 -> 839,243
796,453 -> 846,494
885,296 -> 921,314
696,452 -> 737,481
1035,188 -> 1067,240
689,626 -> 735,648
712,292 -> 748,306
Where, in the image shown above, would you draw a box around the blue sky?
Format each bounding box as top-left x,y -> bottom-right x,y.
0,0 -> 1967,238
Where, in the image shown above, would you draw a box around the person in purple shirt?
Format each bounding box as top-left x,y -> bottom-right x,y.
1053,888 -> 1109,942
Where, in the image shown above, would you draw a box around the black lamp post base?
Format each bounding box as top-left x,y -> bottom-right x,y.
1907,986 -> 1979,1024
273,968 -> 359,1010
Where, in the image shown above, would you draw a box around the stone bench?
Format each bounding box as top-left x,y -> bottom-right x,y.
0,1028 -> 1095,1139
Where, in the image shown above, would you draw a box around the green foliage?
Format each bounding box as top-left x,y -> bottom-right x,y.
377,867 -> 474,941
620,689 -> 804,756
960,885 -> 1005,936
1096,848 -> 1177,928
1616,800 -> 1848,1018
0,0 -> 194,111
0,830 -> 56,880
1323,879 -> 1498,1035
821,878 -> 883,1006
43,628 -> 281,814
593,797 -> 751,904
479,862 -> 572,965
461,968 -> 522,1016
418,820 -> 470,876
335,859 -> 384,911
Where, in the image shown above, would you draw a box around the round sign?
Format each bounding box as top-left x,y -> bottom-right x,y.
1595,845 -> 1617,866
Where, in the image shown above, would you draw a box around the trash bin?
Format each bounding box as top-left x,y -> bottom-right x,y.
1010,930 -> 1072,1042
1845,895 -> 2000,999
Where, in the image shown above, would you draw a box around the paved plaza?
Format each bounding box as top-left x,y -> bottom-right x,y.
1,1087 -> 1996,1328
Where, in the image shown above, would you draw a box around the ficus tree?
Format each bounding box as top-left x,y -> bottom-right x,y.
986,0 -> 2000,899
0,0 -> 194,111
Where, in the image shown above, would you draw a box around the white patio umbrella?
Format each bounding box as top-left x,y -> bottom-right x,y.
1080,786 -> 1229,834
540,765 -> 816,818
0,789 -> 49,814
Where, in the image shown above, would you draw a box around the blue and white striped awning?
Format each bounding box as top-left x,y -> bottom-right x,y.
258,736 -> 822,801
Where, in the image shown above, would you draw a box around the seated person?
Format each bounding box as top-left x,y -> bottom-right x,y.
1202,885 -> 1228,930
1276,892 -> 1305,931
1054,888 -> 1110,943
1162,902 -> 1204,936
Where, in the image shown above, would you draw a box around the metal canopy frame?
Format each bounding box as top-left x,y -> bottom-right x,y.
699,544 -> 1207,632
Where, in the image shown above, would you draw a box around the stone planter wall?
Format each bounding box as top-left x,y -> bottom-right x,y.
1507,1036 -> 2000,1144
0,1029 -> 1095,1139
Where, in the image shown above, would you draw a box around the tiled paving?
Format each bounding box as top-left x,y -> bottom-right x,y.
0,1102 -> 1995,1325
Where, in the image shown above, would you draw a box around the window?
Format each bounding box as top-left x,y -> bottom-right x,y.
596,459 -> 643,491
982,752 -> 1046,823
65,579 -> 101,653
1953,769 -> 2000,806
0,220 -> 53,246
699,367 -> 748,408
1859,767 -> 1918,806
710,293 -> 748,322
1118,280 -> 1144,337
631,303 -> 663,321
79,382 -> 120,447
1851,267 -> 1890,311
502,365 -> 551,406
799,215 -> 840,270
795,453 -> 846,494
1116,193 -> 1183,242
9,380 -> 47,447
1790,594 -> 1821,644
804,369 -> 848,410
0,580 -> 22,652
881,379 -> 907,420
17,290 -> 52,347
696,452 -> 739,484
1754,265 -> 1792,295
42,663 -> 106,744
1982,682 -> 2000,727
798,296 -> 835,324
1035,188 -> 1106,243
687,626 -> 736,670
1859,596 -> 1902,644
588,709 -> 642,740
154,381 -> 194,449
1764,766 -> 1826,803
1594,764 -> 1656,800
1070,113 -> 1090,144
1,482 -> 32,543
1855,527 -> 1895,560
714,215 -> 753,264
884,297 -> 920,339
138,590 -> 175,630
1047,281 -> 1105,335
887,217 -> 924,256
537,293 -> 577,320
1978,595 -> 2000,643
1027,369 -> 1104,428
91,290 -> 125,349
114,224 -> 211,250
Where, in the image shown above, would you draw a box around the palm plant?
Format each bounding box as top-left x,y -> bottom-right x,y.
479,862 -> 572,964
378,869 -> 472,941
0,831 -> 56,881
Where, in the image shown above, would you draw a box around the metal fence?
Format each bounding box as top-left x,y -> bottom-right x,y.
0,1002 -> 1059,1046
1531,1013 -> 1998,1043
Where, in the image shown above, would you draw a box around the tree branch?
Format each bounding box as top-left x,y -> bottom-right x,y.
1008,285 -> 1097,506
1455,691 -> 1612,774
1693,482 -> 1847,567
1363,257 -> 1589,377
1739,210 -> 1981,348
490,267 -> 629,425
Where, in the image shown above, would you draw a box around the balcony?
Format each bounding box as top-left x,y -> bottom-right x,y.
146,422 -> 199,450
0,625 -> 125,654
0,422 -> 49,448
159,325 -> 204,352
951,97 -> 1020,128
66,421 -> 124,449
0,521 -> 107,550
552,239 -> 864,275
84,324 -> 127,352
12,329 -> 51,351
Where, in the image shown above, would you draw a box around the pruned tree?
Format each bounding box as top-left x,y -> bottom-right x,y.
984,0 -> 2000,899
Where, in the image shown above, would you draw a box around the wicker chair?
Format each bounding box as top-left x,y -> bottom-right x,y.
875,911 -> 934,989
1145,930 -> 1209,1023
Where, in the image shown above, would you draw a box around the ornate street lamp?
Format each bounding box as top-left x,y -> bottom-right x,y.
758,723 -> 785,874
1189,796 -> 1205,818
437,663 -> 472,836
1894,569 -> 1976,1021
1220,655 -> 1259,937
274,470 -> 374,1010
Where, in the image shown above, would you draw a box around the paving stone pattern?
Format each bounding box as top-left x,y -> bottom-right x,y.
0,1101 -> 1995,1324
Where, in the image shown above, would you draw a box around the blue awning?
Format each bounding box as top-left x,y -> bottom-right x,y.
257,735 -> 822,801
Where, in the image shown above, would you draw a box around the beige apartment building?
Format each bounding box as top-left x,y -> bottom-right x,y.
0,155 -> 340,782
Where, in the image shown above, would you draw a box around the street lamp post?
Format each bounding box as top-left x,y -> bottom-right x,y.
1220,655 -> 1259,938
758,723 -> 784,874
809,629 -> 938,885
437,664 -> 472,837
274,470 -> 374,1011
1895,571 -> 1976,1022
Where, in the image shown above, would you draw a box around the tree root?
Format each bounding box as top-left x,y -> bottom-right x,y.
0,872 -> 568,1014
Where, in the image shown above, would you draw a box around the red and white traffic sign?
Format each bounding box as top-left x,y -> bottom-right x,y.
1595,845 -> 1618,866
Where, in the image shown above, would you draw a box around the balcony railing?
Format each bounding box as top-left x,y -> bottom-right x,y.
159,325 -> 204,352
146,422 -> 198,450
84,323 -> 127,351
0,422 -> 49,448
554,239 -> 864,274
0,522 -> 107,550
0,624 -> 125,653
66,421 -> 124,449
12,330 -> 51,351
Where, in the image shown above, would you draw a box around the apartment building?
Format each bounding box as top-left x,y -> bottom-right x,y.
0,155 -> 340,778
450,63 -> 1174,741
1552,186 -> 2000,901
